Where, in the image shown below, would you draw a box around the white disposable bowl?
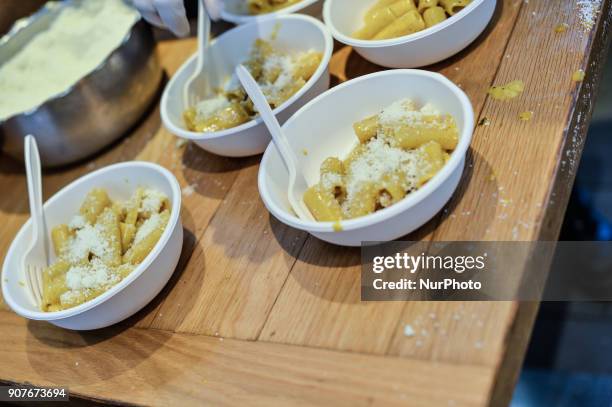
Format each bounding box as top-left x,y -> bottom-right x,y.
258,70 -> 474,246
1,162 -> 183,330
323,0 -> 496,68
221,0 -> 323,24
161,14 -> 333,157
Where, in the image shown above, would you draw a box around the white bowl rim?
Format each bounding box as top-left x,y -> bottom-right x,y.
322,0 -> 488,48
259,69 -> 475,233
161,13 -> 333,141
1,161 -> 182,321
220,0 -> 321,23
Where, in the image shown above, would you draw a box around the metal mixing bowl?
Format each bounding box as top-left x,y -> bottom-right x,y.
0,2 -> 163,167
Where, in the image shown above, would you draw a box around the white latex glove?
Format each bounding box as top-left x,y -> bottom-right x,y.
133,0 -> 222,37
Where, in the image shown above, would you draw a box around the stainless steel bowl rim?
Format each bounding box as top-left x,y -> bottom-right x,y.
0,0 -> 142,124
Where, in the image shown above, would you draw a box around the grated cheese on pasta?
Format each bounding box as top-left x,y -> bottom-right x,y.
68,214 -> 87,229
140,188 -> 166,215
195,95 -> 231,121
379,99 -> 441,130
260,54 -> 296,100
134,212 -> 163,244
66,223 -> 113,263
343,136 -> 422,217
65,258 -> 120,291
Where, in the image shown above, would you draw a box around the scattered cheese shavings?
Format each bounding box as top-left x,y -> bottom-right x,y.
576,0 -> 600,31
66,223 -> 112,263
194,95 -> 231,121
68,215 -> 87,229
488,80 -> 525,101
134,212 -> 163,244
554,23 -> 569,33
343,137 -> 422,217
182,184 -> 197,197
141,188 -> 166,215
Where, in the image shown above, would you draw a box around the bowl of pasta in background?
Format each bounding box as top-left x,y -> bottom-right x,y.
323,0 -> 496,68
1,162 -> 183,330
220,0 -> 323,24
258,69 -> 474,246
161,14 -> 333,157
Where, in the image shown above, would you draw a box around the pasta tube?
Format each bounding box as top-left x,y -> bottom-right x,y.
123,210 -> 170,264
418,141 -> 446,185
120,222 -> 136,254
382,114 -> 459,150
80,188 -> 111,224
365,0 -> 417,22
294,51 -> 322,81
303,185 -> 343,222
95,207 -> 123,267
42,260 -> 70,311
373,10 -> 426,40
423,6 -> 447,27
439,0 -> 470,15
343,183 -> 379,219
51,224 -> 71,257
353,115 -> 379,143
378,173 -> 407,207
417,0 -> 438,12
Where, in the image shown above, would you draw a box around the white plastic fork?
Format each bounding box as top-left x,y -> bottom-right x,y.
22,135 -> 48,307
235,64 -> 315,221
183,0 -> 213,108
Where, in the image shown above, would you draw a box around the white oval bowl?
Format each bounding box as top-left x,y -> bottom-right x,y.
161,14 -> 333,157
323,0 -> 496,68
1,162 -> 183,330
221,0 -> 323,24
258,70 -> 474,246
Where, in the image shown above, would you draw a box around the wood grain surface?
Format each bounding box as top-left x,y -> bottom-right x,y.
0,0 -> 611,405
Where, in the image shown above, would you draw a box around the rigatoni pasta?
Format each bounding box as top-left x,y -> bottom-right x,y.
41,187 -> 170,312
247,0 -> 301,14
353,0 -> 473,40
183,39 -> 322,133
303,98 -> 459,222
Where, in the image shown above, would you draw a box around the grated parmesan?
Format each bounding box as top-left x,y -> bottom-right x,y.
66,223 -> 112,263
259,54 -> 297,103
134,212 -> 162,244
140,188 -> 166,216
68,214 -> 87,229
342,137 -> 422,217
195,95 -> 231,121
379,99 -> 440,130
65,258 -> 119,291
576,0 -> 600,31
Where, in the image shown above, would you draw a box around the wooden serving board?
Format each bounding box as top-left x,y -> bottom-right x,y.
0,0 -> 611,405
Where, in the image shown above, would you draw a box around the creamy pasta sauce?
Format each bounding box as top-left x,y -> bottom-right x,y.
0,0 -> 138,120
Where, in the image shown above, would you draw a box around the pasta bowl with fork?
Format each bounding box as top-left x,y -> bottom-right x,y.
258,69 -> 474,246
161,14 -> 333,157
1,161 -> 183,330
220,0 -> 323,25
323,0 -> 496,68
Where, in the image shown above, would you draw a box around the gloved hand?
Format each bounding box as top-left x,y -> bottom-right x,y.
133,0 -> 222,37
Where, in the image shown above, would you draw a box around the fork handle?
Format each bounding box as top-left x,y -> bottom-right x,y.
24,135 -> 48,263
